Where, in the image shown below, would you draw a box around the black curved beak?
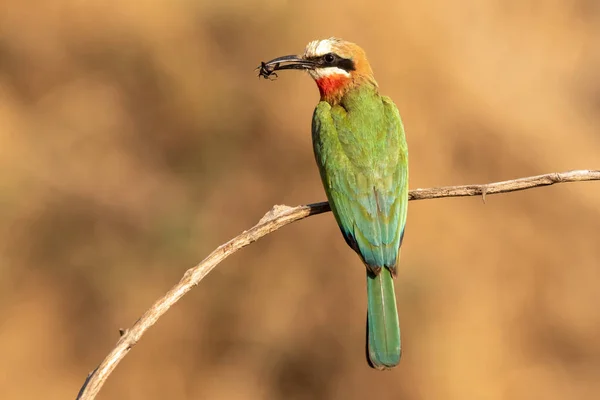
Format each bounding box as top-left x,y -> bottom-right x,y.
257,55 -> 316,79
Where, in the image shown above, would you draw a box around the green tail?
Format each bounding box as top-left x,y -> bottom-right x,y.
366,268 -> 401,370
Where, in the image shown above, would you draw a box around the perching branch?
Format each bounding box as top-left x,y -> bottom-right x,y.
76,169 -> 599,400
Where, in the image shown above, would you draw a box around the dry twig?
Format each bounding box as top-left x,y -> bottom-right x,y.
76,169 -> 599,400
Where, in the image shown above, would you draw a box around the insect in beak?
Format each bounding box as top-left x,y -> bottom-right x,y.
256,55 -> 316,80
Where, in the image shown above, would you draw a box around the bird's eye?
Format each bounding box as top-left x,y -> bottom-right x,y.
324,53 -> 336,63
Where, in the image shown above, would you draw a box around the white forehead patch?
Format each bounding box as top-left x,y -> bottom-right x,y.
304,38 -> 338,57
304,38 -> 351,78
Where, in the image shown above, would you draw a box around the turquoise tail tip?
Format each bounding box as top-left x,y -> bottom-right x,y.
366,318 -> 401,370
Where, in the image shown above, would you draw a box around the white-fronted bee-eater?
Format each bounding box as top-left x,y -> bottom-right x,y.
259,37 -> 408,370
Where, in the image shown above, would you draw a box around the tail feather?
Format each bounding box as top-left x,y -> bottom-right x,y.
366,268 -> 401,370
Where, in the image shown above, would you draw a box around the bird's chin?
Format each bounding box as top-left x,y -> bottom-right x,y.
306,70 -> 320,80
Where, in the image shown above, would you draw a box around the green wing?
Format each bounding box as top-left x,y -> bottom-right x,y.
311,94 -> 408,272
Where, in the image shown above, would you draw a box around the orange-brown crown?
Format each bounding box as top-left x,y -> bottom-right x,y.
303,38 -> 378,104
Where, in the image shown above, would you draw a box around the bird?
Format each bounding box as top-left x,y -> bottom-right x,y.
259,38 -> 408,370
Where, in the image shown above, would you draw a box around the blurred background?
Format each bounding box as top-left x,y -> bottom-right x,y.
1,0 -> 600,399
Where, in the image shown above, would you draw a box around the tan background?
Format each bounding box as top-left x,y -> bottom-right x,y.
1,1 -> 600,399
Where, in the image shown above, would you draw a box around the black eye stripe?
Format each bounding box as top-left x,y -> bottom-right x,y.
336,58 -> 355,72
308,53 -> 356,72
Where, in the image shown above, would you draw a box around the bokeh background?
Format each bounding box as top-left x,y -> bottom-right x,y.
1,1 -> 600,399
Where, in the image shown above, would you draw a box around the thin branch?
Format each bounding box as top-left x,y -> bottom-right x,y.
76,169 -> 599,400
407,169 -> 600,200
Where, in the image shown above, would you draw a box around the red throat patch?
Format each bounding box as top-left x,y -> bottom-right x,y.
315,74 -> 352,102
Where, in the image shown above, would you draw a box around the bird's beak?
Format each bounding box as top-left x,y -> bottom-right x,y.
257,54 -> 316,79
261,55 -> 316,72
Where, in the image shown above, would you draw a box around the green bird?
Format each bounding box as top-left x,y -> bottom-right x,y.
260,37 -> 408,370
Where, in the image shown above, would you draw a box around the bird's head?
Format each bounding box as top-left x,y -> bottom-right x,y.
260,38 -> 377,104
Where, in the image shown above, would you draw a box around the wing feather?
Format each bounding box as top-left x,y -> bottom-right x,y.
312,94 -> 408,272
